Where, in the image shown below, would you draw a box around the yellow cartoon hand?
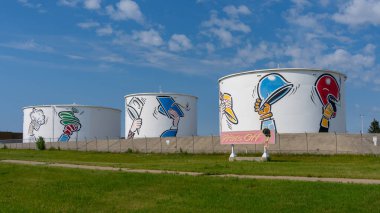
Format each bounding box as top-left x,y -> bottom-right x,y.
321,103 -> 337,129
323,103 -> 334,120
255,98 -> 273,120
254,98 -> 261,112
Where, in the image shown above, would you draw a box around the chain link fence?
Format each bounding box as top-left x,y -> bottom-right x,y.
0,133 -> 379,155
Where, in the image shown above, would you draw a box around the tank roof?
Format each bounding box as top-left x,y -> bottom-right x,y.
124,93 -> 198,99
23,104 -> 121,112
218,68 -> 347,82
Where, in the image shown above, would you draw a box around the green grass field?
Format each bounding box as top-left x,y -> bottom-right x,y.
1,149 -> 380,179
1,150 -> 380,212
1,163 -> 380,212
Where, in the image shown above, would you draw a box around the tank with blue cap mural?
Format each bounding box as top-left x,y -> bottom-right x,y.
219,68 -> 346,136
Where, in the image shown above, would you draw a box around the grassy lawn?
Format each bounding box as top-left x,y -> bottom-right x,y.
0,163 -> 380,212
1,149 -> 380,179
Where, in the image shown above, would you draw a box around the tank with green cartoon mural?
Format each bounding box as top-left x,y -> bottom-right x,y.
22,104 -> 121,143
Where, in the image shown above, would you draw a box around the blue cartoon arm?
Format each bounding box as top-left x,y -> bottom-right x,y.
160,109 -> 180,137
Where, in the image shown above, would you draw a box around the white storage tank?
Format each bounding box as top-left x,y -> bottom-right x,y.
23,105 -> 121,142
125,93 -> 197,139
219,68 -> 346,134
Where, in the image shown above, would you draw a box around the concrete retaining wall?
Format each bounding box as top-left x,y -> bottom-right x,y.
1,133 -> 380,155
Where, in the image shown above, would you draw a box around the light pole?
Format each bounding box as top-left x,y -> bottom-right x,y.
360,114 -> 365,134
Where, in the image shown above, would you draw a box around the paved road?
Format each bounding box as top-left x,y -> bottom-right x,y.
2,159 -> 380,185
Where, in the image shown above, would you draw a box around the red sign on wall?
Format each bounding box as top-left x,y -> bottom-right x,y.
220,130 -> 275,145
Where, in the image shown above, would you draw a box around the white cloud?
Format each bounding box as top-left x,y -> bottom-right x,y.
0,40 -> 54,52
84,0 -> 101,10
201,7 -> 251,48
59,0 -> 101,10
280,39 -> 375,71
196,41 -> 280,72
111,31 -> 229,75
223,5 -> 251,17
333,0 -> 380,26
77,21 -> 100,29
276,38 -> 377,87
317,49 -> 375,69
132,29 -> 163,47
209,28 -> 233,47
58,0 -> 79,7
202,10 -> 251,33
363,43 -> 376,54
18,0 -> 40,8
139,49 -> 229,75
168,34 -> 192,52
100,55 -> 125,63
232,42 -> 274,66
96,25 -> 113,36
66,54 -> 85,60
291,0 -> 311,9
374,78 -> 380,85
106,0 -> 144,23
286,10 -> 324,30
371,106 -> 380,113
205,43 -> 215,54
319,0 -> 330,7
284,3 -> 351,43
18,0 -> 46,13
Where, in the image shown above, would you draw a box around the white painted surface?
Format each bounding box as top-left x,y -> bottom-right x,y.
23,105 -> 121,142
125,93 -> 197,138
219,68 -> 346,133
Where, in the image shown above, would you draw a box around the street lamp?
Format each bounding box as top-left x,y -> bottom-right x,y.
360,114 -> 365,134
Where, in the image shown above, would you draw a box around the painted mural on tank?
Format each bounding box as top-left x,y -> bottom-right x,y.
126,97 -> 146,139
27,108 -> 47,142
219,92 -> 238,130
126,95 -> 194,139
58,107 -> 82,142
253,73 -> 294,132
313,74 -> 341,132
219,69 -> 346,135
155,96 -> 189,137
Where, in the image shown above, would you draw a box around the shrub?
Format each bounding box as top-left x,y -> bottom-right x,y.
36,136 -> 46,150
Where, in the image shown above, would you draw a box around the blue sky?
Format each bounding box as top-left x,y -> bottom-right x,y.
1,0 -> 380,135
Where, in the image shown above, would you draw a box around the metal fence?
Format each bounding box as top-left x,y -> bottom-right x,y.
17,137 -> 121,144
1,133 -> 379,155
0,139 -> 23,144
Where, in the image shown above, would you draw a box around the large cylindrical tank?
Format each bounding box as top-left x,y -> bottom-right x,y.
219,68 -> 346,134
23,105 -> 121,142
125,93 -> 197,138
